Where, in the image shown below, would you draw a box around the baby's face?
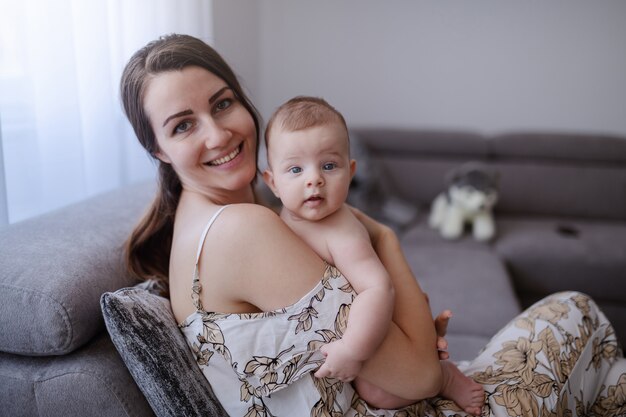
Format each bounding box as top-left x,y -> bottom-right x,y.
264,123 -> 355,222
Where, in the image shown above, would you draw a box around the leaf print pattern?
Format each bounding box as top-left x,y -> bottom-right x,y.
289,306 -> 319,334
244,345 -> 296,389
244,403 -> 268,417
288,264 -> 346,335
591,373 -> 626,417
468,292 -> 623,417
311,374 -> 346,417
181,264 -> 626,417
334,304 -> 350,337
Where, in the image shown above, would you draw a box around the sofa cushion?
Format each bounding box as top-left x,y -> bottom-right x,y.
494,215 -> 626,348
494,216 -> 626,304
349,129 -> 626,222
400,235 -> 522,341
492,132 -> 626,164
0,332 -> 154,417
350,128 -> 490,157
401,214 -> 493,250
444,333 -> 491,363
101,287 -> 228,417
0,182 -> 154,356
349,129 -> 492,210
490,161 -> 626,221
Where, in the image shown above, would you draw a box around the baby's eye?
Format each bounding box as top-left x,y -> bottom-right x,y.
289,166 -> 302,174
174,121 -> 193,134
322,163 -> 337,171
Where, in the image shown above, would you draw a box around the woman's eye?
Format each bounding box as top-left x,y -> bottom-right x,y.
289,166 -> 302,174
322,163 -> 337,171
174,121 -> 193,134
215,98 -> 233,111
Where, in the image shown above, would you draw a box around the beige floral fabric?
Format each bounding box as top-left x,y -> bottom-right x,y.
180,207 -> 626,416
454,292 -> 625,417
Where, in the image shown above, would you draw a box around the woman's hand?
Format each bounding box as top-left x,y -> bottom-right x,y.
424,291 -> 452,360
434,309 -> 451,360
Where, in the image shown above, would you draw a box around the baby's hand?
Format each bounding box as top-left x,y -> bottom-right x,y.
314,340 -> 363,382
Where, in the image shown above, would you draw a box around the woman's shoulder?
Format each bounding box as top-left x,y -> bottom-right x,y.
197,203 -> 325,313
217,203 -> 288,236
222,202 -> 280,219
200,202 -> 315,262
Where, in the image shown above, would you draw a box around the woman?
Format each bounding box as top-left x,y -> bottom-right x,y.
121,34 -> 624,416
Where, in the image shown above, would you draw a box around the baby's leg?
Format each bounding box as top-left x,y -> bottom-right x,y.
353,377 -> 415,410
439,360 -> 484,416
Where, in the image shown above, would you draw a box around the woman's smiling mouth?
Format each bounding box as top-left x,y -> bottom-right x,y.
207,144 -> 242,166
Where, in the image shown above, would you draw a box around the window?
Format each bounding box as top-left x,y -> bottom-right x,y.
0,0 -> 213,225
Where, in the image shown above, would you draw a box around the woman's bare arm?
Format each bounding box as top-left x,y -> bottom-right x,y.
351,208 -> 443,400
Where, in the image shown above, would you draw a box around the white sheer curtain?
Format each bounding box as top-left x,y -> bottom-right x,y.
0,0 -> 213,225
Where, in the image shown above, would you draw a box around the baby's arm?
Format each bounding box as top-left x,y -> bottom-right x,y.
314,210 -> 394,381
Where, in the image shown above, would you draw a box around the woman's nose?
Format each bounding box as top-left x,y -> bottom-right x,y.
203,119 -> 232,147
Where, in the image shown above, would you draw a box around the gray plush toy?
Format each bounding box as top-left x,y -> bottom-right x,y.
428,162 -> 499,241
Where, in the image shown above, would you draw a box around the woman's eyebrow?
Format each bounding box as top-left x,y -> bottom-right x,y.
162,109 -> 193,127
161,86 -> 230,127
209,86 -> 231,104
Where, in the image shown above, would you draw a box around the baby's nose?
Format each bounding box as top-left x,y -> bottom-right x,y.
307,174 -> 324,187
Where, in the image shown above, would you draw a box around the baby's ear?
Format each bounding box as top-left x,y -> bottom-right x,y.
262,170 -> 280,197
349,159 -> 357,179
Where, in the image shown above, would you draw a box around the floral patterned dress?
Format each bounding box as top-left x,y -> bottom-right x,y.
180,206 -> 626,417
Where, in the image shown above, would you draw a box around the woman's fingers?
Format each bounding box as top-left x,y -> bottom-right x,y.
434,309 -> 452,337
434,310 -> 452,360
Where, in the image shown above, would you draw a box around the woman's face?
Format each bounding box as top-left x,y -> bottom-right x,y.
143,66 -> 257,203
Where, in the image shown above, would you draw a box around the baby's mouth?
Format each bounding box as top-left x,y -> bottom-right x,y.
305,195 -> 323,203
206,144 -> 242,166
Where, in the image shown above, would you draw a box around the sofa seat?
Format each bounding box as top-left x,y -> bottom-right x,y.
494,215 -> 626,343
399,212 -> 626,351
0,182 -> 157,417
494,216 -> 626,301
400,217 -> 522,361
0,332 -> 154,417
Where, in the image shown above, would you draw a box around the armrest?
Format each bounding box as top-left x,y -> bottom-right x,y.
0,181 -> 154,355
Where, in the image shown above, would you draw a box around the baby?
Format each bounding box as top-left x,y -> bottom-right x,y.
263,96 -> 484,415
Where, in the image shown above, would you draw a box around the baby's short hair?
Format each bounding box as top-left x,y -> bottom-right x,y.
264,96 -> 348,147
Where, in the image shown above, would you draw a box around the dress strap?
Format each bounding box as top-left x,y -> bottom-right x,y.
191,205 -> 229,311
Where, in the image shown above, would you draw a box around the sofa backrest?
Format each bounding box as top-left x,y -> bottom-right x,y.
350,128 -> 626,221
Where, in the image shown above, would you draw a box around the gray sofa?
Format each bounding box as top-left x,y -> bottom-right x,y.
1,129 -> 624,416
348,128 -> 626,357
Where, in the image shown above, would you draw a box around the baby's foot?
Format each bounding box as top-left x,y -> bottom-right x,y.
440,360 -> 484,416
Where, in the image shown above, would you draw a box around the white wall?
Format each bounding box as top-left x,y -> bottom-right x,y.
214,1 -> 626,136
212,1 -> 260,114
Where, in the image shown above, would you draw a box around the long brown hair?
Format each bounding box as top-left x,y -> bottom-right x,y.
120,34 -> 261,293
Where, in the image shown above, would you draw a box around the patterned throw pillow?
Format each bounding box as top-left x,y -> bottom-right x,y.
100,287 -> 228,417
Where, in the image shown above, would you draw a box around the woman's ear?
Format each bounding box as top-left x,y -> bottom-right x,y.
262,169 -> 280,198
154,151 -> 171,164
